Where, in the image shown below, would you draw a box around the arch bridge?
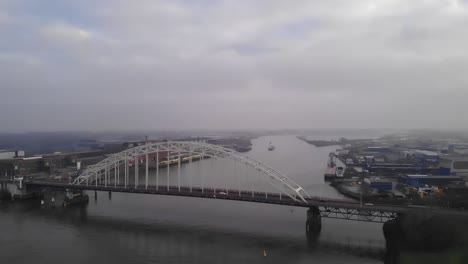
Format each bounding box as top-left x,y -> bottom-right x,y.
20,141 -> 468,257
73,141 -> 311,203
23,141 -> 409,224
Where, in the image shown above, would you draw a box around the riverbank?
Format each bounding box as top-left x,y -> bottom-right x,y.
330,180 -> 407,205
297,136 -> 341,147
297,136 -> 372,148
206,137 -> 252,152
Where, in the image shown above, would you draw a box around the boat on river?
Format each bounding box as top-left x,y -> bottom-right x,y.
268,142 -> 275,151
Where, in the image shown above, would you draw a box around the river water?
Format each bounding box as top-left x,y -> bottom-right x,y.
0,134 -> 386,264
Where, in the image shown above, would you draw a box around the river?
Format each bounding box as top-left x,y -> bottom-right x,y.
0,134 -> 386,264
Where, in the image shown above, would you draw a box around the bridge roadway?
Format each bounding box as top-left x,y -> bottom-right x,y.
25,180 -> 402,223
23,180 -> 468,223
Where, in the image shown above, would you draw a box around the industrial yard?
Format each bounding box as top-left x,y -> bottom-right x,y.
309,132 -> 468,208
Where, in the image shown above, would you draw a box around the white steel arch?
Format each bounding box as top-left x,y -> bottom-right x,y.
73,141 -> 311,203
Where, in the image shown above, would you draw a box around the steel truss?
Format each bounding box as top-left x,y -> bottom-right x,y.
319,206 -> 398,223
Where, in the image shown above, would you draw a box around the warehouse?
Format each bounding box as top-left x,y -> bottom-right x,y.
363,177 -> 393,191
399,175 -> 463,188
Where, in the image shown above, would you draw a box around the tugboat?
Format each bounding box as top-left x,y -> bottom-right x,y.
268,142 -> 275,151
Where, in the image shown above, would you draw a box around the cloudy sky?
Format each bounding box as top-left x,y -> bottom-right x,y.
1,0 -> 468,132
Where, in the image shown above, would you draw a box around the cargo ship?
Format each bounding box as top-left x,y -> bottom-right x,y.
324,153 -> 337,180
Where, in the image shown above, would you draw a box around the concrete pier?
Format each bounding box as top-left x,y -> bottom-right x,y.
306,207 -> 322,246
383,218 -> 401,264
0,182 -> 7,200
0,188 -> 10,201
0,181 -> 9,192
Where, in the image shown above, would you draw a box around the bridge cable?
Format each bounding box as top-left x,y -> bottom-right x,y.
223,158 -> 228,195
201,146 -> 204,194
114,158 -> 117,188
250,165 -> 254,198
145,152 -> 149,190
166,149 -> 170,191
105,163 -> 107,187
189,150 -> 193,193
117,158 -> 120,187
134,155 -> 138,189
264,169 -> 267,200
235,160 -> 240,197
177,147 -> 181,192
156,148 -> 159,191
211,154 -> 215,196
124,152 -> 127,188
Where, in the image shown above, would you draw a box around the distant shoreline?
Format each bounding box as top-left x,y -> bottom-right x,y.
296,136 -> 371,147
296,136 -> 342,147
297,136 -> 341,147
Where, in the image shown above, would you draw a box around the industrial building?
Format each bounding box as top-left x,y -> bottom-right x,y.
363,177 -> 393,191
399,175 -> 463,188
0,150 -> 25,160
0,156 -> 42,177
364,147 -> 392,153
445,184 -> 468,208
365,163 -> 439,175
448,143 -> 468,155
0,150 -> 107,178
400,149 -> 439,163
413,150 -> 439,163
439,156 -> 468,177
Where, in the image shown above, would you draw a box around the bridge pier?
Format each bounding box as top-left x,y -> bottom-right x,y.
0,182 -> 11,201
306,206 -> 321,247
383,218 -> 402,264
108,191 -> 112,200
94,190 -> 97,201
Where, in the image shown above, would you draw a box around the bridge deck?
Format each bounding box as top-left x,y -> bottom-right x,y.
24,181 -> 468,223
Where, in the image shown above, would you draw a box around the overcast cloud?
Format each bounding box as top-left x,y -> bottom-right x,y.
1,0 -> 468,132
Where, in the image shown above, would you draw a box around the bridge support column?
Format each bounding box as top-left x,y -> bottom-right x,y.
0,182 -> 10,201
94,190 -> 97,201
306,206 -> 321,247
108,191 -> 112,200
383,218 -> 401,264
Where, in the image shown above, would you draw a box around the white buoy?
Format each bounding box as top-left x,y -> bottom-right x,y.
41,200 -> 44,205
